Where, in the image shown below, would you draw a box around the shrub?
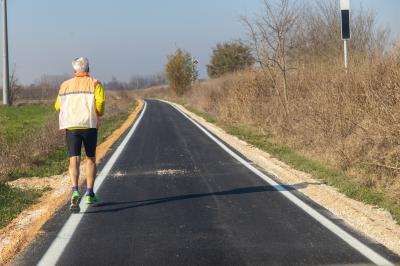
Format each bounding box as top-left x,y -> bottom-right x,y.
207,41 -> 254,78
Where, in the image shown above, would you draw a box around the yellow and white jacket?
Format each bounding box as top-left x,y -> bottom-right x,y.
54,72 -> 105,130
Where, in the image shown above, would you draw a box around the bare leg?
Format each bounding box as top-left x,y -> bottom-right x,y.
69,156 -> 81,187
86,157 -> 96,189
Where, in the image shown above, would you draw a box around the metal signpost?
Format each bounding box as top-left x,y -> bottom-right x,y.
2,0 -> 10,105
340,0 -> 350,71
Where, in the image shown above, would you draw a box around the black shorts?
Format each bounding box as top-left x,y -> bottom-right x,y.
66,128 -> 98,157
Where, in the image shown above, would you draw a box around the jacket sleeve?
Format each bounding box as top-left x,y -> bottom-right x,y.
54,95 -> 61,112
94,83 -> 105,116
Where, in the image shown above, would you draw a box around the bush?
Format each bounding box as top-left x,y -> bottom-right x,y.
207,41 -> 254,78
165,49 -> 197,96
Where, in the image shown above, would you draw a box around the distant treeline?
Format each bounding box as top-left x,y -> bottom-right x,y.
1,72 -> 168,103
104,72 -> 168,90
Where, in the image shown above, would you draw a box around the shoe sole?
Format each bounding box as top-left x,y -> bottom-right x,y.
70,196 -> 81,213
69,204 -> 81,213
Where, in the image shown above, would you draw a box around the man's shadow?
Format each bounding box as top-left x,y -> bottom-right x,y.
85,183 -> 308,214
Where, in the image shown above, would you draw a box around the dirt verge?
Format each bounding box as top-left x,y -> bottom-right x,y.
167,100 -> 400,256
0,99 -> 144,265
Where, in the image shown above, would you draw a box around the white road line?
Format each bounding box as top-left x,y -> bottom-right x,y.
169,102 -> 394,266
37,102 -> 147,266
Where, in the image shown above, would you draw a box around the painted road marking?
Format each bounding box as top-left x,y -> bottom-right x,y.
37,102 -> 147,266
170,102 -> 394,266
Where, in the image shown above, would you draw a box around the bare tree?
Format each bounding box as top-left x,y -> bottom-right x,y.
128,72 -> 168,89
292,1 -> 389,61
242,0 -> 300,115
9,65 -> 23,105
35,74 -> 70,90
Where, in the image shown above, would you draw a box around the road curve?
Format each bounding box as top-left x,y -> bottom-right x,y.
14,100 -> 399,266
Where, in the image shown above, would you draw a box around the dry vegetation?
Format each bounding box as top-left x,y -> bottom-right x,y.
0,89 -> 138,182
0,115 -> 61,180
138,0 -> 400,202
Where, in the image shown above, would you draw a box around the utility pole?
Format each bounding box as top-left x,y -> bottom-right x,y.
2,0 -> 10,105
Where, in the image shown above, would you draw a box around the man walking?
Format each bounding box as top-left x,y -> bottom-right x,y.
55,57 -> 105,212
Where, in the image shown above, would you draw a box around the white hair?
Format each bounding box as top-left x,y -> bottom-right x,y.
72,57 -> 89,73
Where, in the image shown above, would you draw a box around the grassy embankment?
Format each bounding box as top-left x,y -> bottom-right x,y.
0,105 -> 54,228
0,98 -> 137,229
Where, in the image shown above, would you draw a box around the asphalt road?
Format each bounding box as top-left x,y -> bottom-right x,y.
15,100 -> 399,266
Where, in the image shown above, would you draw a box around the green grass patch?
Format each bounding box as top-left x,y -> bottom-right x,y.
0,105 -> 54,142
184,105 -> 400,223
8,147 -> 68,180
184,105 -> 217,123
98,105 -> 136,143
0,183 -> 43,229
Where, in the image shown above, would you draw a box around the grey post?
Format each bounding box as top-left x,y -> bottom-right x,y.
344,39 -> 348,71
2,0 -> 10,105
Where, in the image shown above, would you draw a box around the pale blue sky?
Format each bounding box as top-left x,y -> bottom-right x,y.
1,0 -> 399,84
